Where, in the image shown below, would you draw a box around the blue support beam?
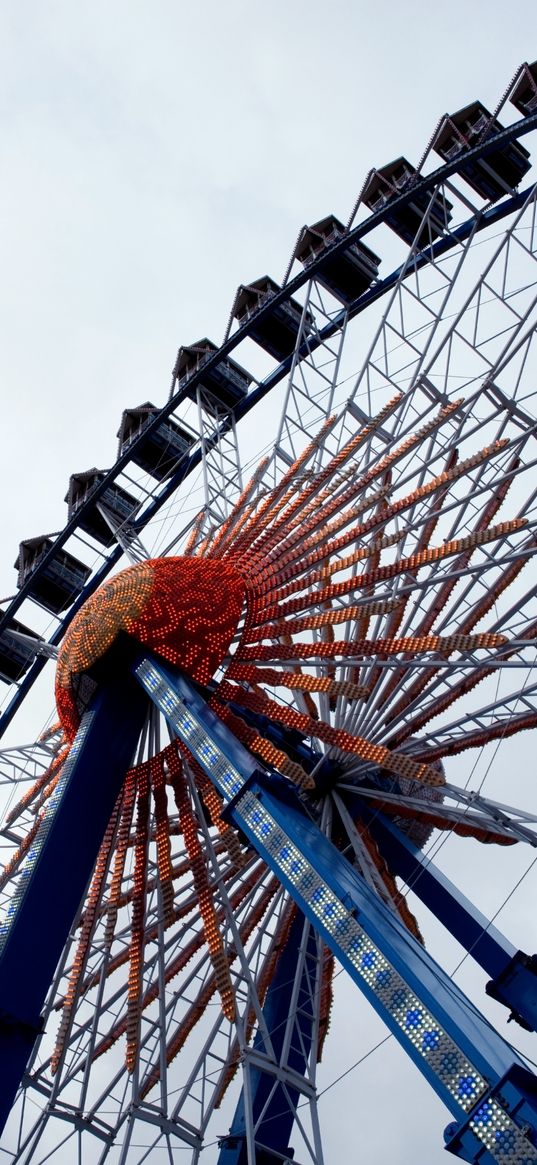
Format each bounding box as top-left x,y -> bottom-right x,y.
1,641 -> 536,1163
232,771 -> 519,1100
0,649 -> 148,1134
136,653 -> 537,1164
218,912 -> 317,1165
366,812 -> 537,1032
225,701 -> 537,1033
366,812 -> 516,978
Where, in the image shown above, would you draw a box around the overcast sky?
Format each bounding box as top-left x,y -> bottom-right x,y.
1,4 -> 537,1163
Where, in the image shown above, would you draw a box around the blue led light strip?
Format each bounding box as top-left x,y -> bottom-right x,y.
135,656 -> 537,1164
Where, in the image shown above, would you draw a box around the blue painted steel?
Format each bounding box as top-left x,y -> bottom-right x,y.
234,772 -> 520,1100
350,806 -> 537,1033
219,705 -> 537,1031
227,698 -> 319,772
366,813 -> 517,978
486,951 -> 537,1033
444,1064 -> 537,1164
0,653 -> 148,1134
218,912 -> 317,1165
135,654 -> 537,1163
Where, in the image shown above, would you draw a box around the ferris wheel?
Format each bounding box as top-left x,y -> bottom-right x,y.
1,60 -> 537,1165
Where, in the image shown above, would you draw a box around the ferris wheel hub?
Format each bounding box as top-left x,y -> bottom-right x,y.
55,556 -> 246,742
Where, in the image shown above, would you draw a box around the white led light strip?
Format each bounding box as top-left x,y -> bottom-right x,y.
137,663 -> 245,799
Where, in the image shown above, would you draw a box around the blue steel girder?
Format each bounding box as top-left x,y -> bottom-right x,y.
221,699 -> 537,1033
217,912 -> 319,1165
1,642 -> 536,1162
135,652 -> 537,1165
0,648 -> 149,1135
366,812 -> 537,1033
